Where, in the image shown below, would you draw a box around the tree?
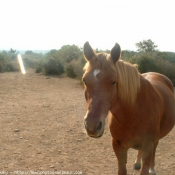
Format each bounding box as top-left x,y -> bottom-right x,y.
9,48 -> 17,54
25,50 -> 34,55
136,39 -> 158,52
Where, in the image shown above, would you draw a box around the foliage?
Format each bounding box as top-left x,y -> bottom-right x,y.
25,50 -> 34,55
122,50 -> 137,62
137,56 -> 159,73
65,62 -> 77,78
128,52 -> 159,73
40,45 -> 84,78
9,48 -> 17,54
124,51 -> 175,85
156,59 -> 175,84
1,41 -> 175,86
0,50 -> 19,72
35,60 -> 44,73
43,58 -> 64,75
136,39 -> 158,52
64,58 -> 85,79
23,51 -> 44,68
73,57 -> 86,79
58,45 -> 82,63
23,57 -> 36,68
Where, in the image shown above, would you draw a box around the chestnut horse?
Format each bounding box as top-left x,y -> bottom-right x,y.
82,42 -> 175,175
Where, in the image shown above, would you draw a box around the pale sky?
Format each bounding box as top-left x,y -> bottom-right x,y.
0,0 -> 175,51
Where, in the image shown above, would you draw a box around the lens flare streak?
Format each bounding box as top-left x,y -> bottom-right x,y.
17,54 -> 26,74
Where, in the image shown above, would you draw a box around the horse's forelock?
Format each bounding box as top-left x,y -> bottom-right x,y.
83,53 -> 115,72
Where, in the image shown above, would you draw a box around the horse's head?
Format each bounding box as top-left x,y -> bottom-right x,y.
82,42 -> 121,138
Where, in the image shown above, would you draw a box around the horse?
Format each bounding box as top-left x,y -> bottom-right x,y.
82,42 -> 175,175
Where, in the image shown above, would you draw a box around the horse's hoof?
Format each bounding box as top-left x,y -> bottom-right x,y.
133,163 -> 141,170
149,173 -> 156,175
149,169 -> 156,175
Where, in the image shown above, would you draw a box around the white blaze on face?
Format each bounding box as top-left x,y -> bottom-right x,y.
93,69 -> 100,80
17,54 -> 26,74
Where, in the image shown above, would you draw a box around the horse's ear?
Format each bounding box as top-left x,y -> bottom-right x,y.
110,43 -> 121,63
83,42 -> 96,61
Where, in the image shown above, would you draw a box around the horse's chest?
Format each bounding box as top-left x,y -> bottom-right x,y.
110,129 -> 147,149
108,116 -> 151,149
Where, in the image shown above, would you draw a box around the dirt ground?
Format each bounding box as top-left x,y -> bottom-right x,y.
0,69 -> 175,175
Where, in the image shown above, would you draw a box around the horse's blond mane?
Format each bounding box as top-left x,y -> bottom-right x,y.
115,60 -> 140,105
83,53 -> 140,105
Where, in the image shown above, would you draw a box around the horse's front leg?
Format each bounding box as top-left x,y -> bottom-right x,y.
112,139 -> 128,175
134,150 -> 142,170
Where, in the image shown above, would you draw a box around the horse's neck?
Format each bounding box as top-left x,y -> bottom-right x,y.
110,75 -> 153,118
110,96 -> 135,121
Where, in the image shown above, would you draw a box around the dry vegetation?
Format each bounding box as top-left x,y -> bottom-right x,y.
0,69 -> 175,175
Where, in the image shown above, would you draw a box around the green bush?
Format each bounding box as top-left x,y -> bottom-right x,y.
72,57 -> 85,79
0,54 -> 19,72
23,57 -> 37,68
0,53 -> 7,72
64,57 -> 85,79
137,56 -> 159,73
43,58 -> 64,75
65,63 -> 76,78
125,52 -> 175,85
0,62 -> 4,72
6,61 -> 19,72
0,51 -> 19,72
156,59 -> 175,85
35,61 -> 43,73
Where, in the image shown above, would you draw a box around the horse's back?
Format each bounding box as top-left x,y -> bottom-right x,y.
142,72 -> 175,138
142,72 -> 174,94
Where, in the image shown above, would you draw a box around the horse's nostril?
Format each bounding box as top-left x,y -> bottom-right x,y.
97,121 -> 102,131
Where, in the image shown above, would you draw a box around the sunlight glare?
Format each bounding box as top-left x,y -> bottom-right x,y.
17,54 -> 26,74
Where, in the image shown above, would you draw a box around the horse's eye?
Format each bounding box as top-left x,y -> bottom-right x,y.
112,81 -> 116,86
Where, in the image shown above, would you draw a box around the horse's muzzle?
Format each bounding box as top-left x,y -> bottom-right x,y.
84,119 -> 105,138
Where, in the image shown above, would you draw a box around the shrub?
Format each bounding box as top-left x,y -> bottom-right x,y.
65,63 -> 76,78
137,56 -> 159,73
156,59 -> 175,85
43,58 -> 64,75
0,55 -> 19,72
0,53 -> 7,72
0,51 -> 19,72
72,57 -> 85,79
64,57 -> 85,79
0,62 -> 4,72
6,61 -> 19,72
35,61 -> 43,73
23,57 -> 37,68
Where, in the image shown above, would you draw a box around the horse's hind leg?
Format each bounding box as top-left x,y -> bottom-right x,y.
149,140 -> 158,175
134,150 -> 141,170
140,143 -> 155,175
112,139 -> 128,175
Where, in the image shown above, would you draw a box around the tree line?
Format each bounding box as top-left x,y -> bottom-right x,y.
0,40 -> 175,85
